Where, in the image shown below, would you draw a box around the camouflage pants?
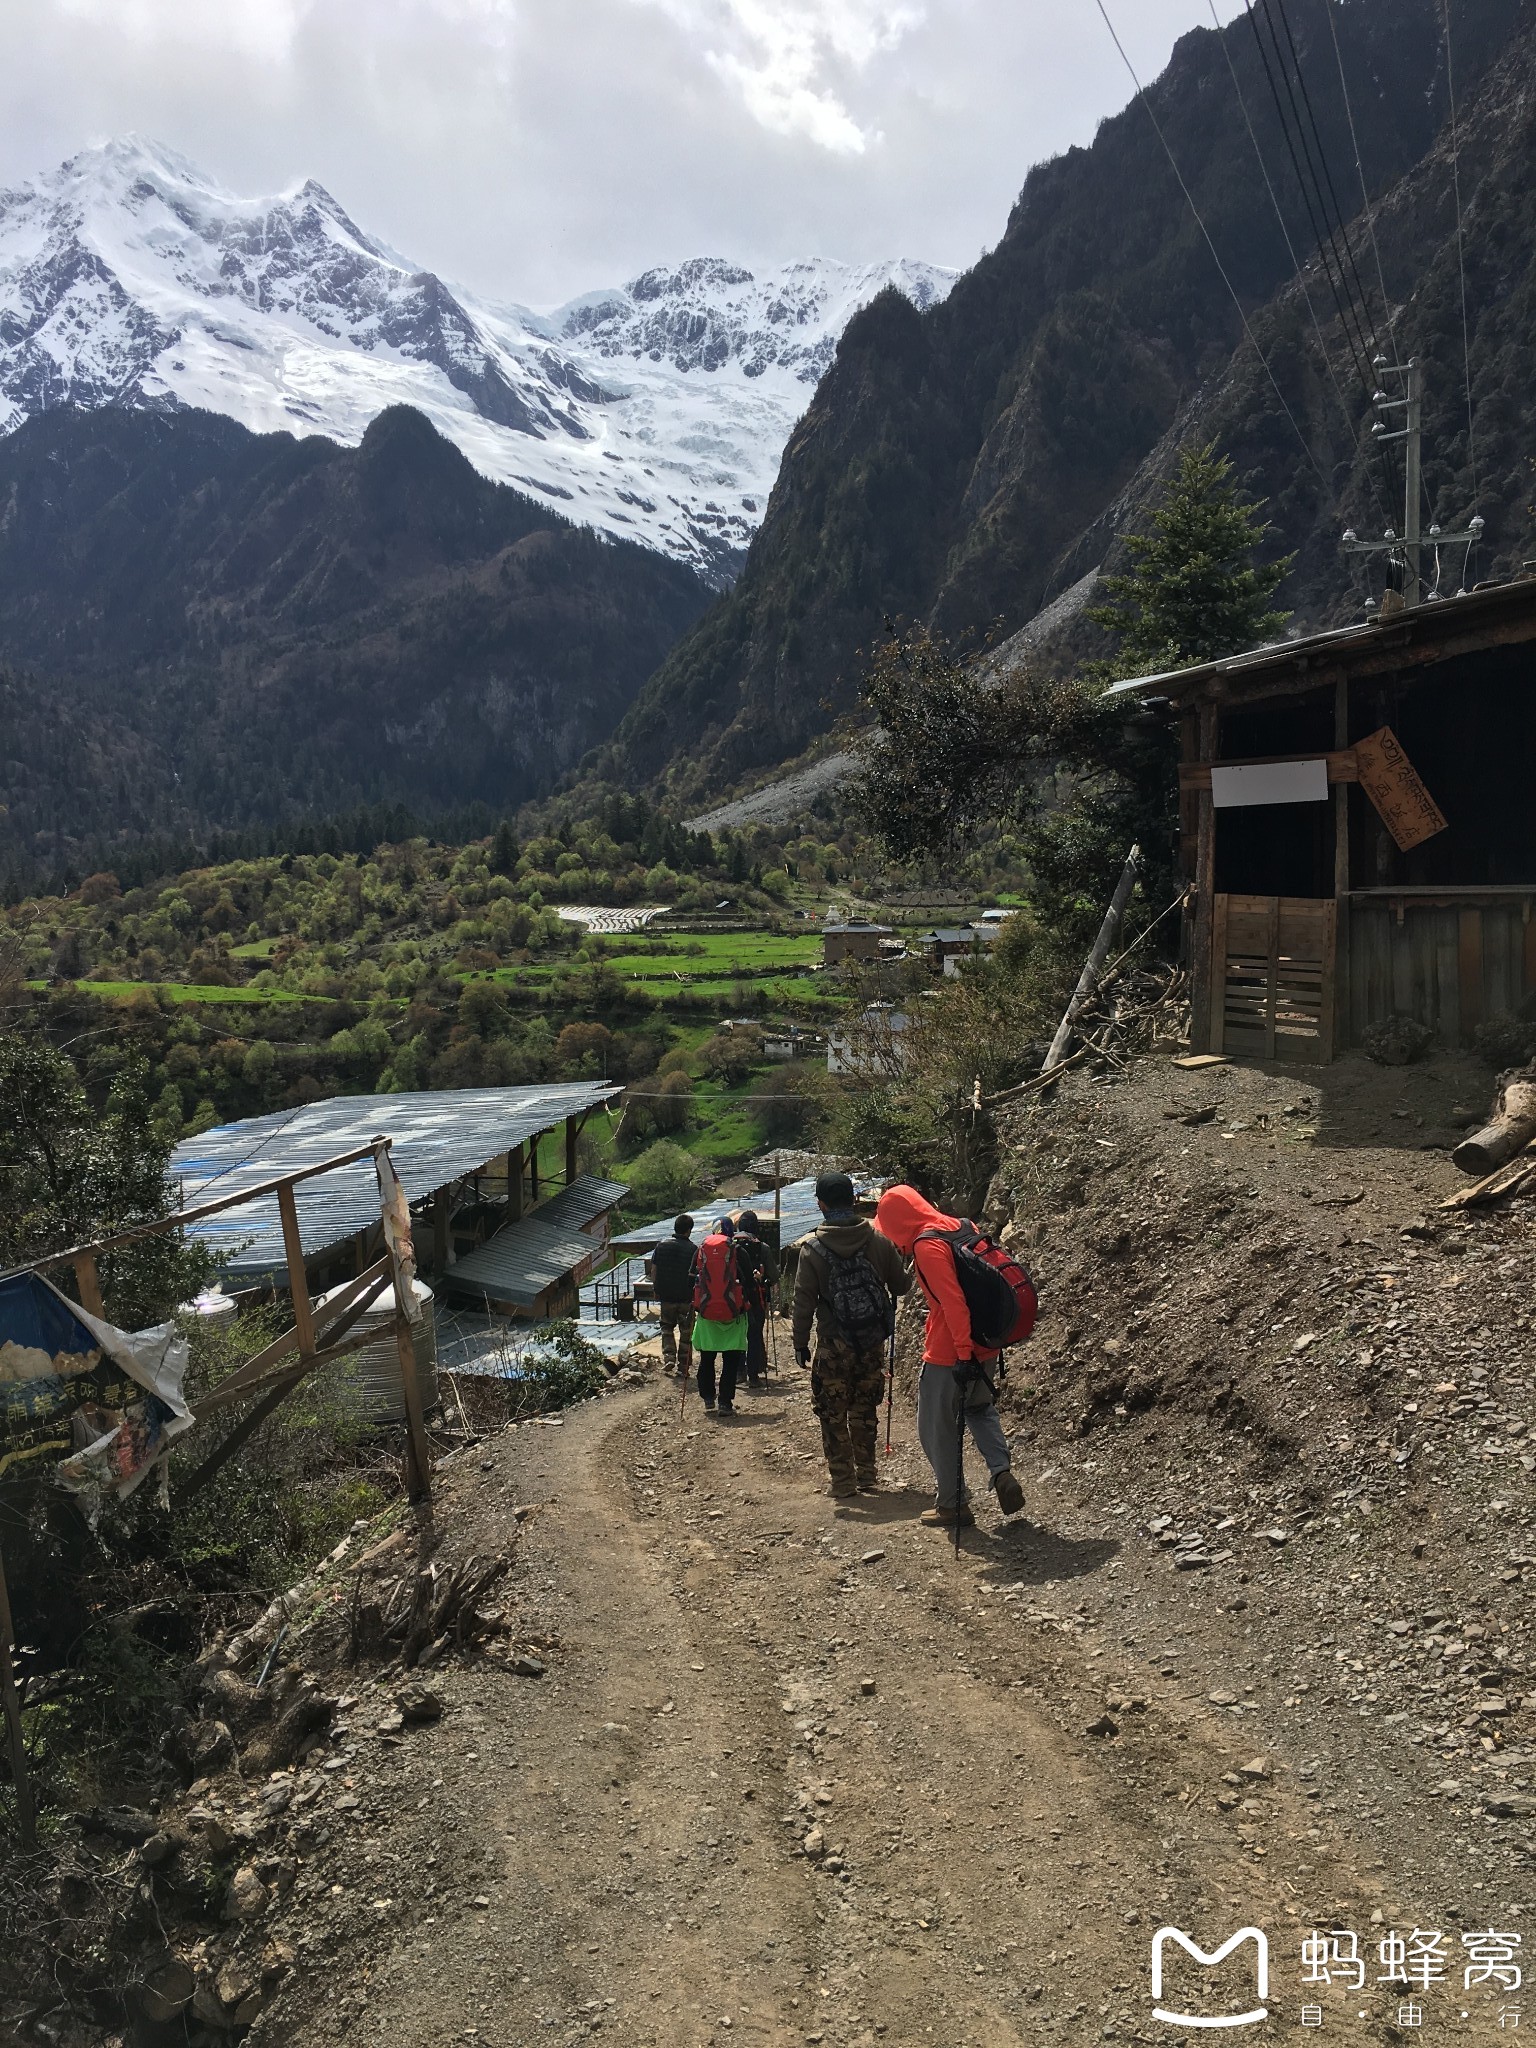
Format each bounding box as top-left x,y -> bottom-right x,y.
657,1300 -> 692,1375
810,1334 -> 888,1490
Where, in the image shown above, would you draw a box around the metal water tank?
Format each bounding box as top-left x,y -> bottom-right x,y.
316,1277 -> 438,1425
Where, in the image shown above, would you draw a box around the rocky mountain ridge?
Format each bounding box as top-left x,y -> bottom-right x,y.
0,139 -> 953,585
599,0 -> 1535,801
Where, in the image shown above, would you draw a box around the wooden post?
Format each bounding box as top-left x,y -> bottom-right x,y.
0,1542 -> 37,1851
72,1252 -> 105,1321
1191,698 -> 1220,1050
1041,845 -> 1141,1073
565,1114 -> 579,1187
276,1181 -> 316,1358
529,1139 -> 540,1205
1333,674 -> 1352,1053
432,1186 -> 450,1273
387,1256 -> 432,1505
508,1144 -> 524,1222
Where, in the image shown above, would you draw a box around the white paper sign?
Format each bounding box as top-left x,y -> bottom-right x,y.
1210,759 -> 1329,808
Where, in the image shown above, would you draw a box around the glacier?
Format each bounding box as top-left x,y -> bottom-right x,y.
0,138 -> 955,585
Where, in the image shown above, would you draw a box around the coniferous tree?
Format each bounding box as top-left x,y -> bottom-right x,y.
1089,442 -> 1292,673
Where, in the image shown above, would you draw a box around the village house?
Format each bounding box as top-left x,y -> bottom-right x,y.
1111,577 -> 1536,1061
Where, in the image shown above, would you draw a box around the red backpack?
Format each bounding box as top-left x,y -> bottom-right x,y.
914,1221 -> 1038,1350
693,1233 -> 746,1321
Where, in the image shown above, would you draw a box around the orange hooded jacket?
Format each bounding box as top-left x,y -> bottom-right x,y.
874,1184 -> 999,1369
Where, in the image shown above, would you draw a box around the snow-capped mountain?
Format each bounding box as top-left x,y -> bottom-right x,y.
0,140 -> 955,583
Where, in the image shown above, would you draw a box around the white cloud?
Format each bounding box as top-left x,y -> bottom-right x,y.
0,1 -> 1249,302
54,0 -> 308,65
639,0 -> 924,153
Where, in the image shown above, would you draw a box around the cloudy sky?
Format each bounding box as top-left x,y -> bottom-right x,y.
1,0 -> 1244,306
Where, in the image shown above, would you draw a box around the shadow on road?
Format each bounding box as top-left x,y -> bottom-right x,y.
830,1486 -> 931,1524
970,1520 -> 1120,1587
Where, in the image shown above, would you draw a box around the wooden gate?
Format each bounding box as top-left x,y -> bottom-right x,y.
1210,894 -> 1336,1063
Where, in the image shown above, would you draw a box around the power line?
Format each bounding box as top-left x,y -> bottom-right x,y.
1266,0 -> 1385,362
1089,0 -> 1331,495
1440,0 -> 1480,508
1204,0 -> 1392,526
1321,0 -> 1394,338
1244,0 -> 1379,403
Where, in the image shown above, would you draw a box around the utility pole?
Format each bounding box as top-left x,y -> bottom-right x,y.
1343,358 -> 1481,607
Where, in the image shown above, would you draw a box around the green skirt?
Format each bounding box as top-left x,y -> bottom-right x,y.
692,1311 -> 747,1353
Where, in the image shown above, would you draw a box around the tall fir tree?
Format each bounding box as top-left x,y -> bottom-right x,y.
1089,442 -> 1292,673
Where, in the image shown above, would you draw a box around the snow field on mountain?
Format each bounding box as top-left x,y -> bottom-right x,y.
0,139 -> 955,582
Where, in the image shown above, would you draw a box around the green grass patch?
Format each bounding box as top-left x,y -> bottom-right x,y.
597,931 -> 820,978
33,978 -> 310,1005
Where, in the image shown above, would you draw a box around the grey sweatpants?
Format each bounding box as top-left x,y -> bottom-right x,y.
917,1362 -> 1012,1511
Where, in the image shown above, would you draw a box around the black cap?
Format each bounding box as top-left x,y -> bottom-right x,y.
673,1214 -> 694,1236
738,1210 -> 760,1234
815,1171 -> 856,1209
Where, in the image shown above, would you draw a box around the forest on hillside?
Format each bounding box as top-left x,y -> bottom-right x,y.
0,405 -> 714,892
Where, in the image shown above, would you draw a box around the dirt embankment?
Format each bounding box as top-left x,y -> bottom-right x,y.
42,1047 -> 1534,2048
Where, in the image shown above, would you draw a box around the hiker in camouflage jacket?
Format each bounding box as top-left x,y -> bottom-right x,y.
791,1172 -> 911,1497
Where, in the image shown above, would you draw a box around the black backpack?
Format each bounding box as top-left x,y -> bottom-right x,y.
814,1241 -> 893,1345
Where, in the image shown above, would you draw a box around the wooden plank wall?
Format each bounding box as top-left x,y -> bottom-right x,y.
1349,902 -> 1536,1043
1211,894 -> 1335,1064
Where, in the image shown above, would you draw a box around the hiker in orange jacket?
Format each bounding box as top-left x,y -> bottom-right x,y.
874,1183 -> 1025,1529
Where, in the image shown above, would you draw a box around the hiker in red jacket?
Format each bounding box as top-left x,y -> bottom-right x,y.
691,1217 -> 749,1418
874,1183 -> 1026,1529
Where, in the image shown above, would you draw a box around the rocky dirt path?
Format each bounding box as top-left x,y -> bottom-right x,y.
260,1368 -> 1388,2047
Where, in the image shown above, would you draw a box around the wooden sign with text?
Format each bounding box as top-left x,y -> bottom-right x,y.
1353,725 -> 1448,852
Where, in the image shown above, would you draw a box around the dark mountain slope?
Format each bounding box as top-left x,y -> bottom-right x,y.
0,405 -> 713,874
603,0 -> 1529,802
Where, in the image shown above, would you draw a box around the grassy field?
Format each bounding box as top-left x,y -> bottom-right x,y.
29,978 -> 310,1006
597,931 -> 822,977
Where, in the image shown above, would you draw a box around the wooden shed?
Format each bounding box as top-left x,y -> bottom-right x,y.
1111,578 -> 1536,1062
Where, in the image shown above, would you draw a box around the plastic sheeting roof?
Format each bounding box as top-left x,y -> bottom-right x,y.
171,1085 -> 619,1283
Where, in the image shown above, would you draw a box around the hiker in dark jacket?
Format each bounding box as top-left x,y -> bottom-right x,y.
733,1208 -> 780,1387
791,1172 -> 911,1497
647,1214 -> 696,1378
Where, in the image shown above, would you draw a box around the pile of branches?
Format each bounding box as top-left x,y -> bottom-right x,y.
0,1831 -> 147,2042
1074,959 -> 1189,1073
351,1548 -> 513,1669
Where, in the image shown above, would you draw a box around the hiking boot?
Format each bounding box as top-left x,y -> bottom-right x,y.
919,1505 -> 975,1529
703,1398 -> 717,1412
856,1473 -> 880,1494
829,1479 -> 859,1499
715,1404 -> 736,1420
992,1468 -> 1025,1516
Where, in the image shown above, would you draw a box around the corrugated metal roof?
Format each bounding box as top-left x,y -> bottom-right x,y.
533,1175 -> 628,1234
171,1085 -> 619,1283
1103,578 -> 1536,700
609,1177 -> 826,1253
439,1216 -> 601,1310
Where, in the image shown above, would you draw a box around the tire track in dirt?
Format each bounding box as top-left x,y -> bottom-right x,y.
280,1376 -> 1384,2046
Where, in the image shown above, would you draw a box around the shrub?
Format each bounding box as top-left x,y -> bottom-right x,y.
622,1139 -> 699,1217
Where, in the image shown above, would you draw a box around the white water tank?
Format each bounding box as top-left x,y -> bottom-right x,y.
315,1277 -> 438,1425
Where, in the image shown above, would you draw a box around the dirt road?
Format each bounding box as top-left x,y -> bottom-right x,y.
258,1367 -> 1387,2048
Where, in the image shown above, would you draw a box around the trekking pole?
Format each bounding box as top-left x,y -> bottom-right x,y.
953,1363 -> 969,1559
768,1302 -> 780,1381
679,1349 -> 690,1426
883,1315 -> 896,1456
